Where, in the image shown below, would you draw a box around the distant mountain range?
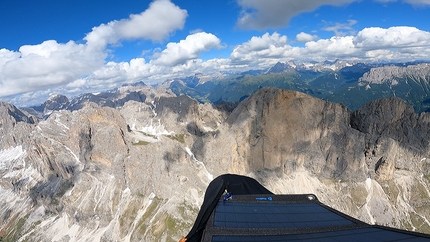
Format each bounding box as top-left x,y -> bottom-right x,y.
166,60 -> 430,113
21,60 -> 430,118
23,82 -> 149,119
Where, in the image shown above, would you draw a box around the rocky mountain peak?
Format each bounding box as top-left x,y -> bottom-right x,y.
0,102 -> 37,125
44,94 -> 70,112
358,63 -> 430,86
265,61 -> 296,73
0,102 -> 37,148
351,97 -> 430,152
228,87 -> 362,179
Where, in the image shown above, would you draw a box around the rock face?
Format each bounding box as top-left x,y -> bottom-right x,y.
225,88 -> 365,180
1,87 -> 430,241
0,102 -> 37,147
351,97 -> 430,151
358,63 -> 430,86
351,97 -> 430,178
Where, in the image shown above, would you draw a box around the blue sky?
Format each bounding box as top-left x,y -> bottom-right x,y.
1,0 -> 430,106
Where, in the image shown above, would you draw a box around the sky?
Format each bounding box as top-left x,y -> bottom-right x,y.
1,0 -> 430,106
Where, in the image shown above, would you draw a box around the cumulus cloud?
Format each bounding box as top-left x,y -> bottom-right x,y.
230,32 -> 291,66
229,27 -> 430,67
65,32 -> 223,92
0,32 -> 222,105
296,32 -> 319,42
0,40 -> 105,98
353,26 -> 430,50
304,36 -> 358,59
0,49 -> 20,67
236,0 -> 355,29
154,32 -> 222,66
0,0 -> 187,100
84,0 -> 187,49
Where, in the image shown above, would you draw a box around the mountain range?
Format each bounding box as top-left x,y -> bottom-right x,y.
0,60 -> 430,241
168,60 -> 430,113
19,60 -> 430,118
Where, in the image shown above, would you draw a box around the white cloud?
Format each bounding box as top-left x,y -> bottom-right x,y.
229,27 -> 430,66
304,36 -> 358,59
0,0 -> 187,101
296,32 -> 319,42
154,32 -> 222,66
80,58 -> 164,89
270,27 -> 428,62
236,0 -> 356,29
84,0 -> 187,49
323,20 -> 358,36
0,49 -> 20,68
79,34 -> 224,87
353,26 -> 430,50
0,40 -> 105,98
230,32 -> 291,66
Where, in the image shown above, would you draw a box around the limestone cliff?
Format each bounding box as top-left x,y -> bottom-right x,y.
358,63 -> 430,86
1,87 -> 430,241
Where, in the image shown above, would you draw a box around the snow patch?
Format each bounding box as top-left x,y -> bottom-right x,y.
64,145 -> 80,163
185,147 -> 213,182
364,178 -> 376,224
365,177 -> 372,191
53,113 -> 69,130
139,119 -> 174,137
44,109 -> 53,116
0,146 -> 26,170
201,125 -> 217,133
151,101 -> 157,117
